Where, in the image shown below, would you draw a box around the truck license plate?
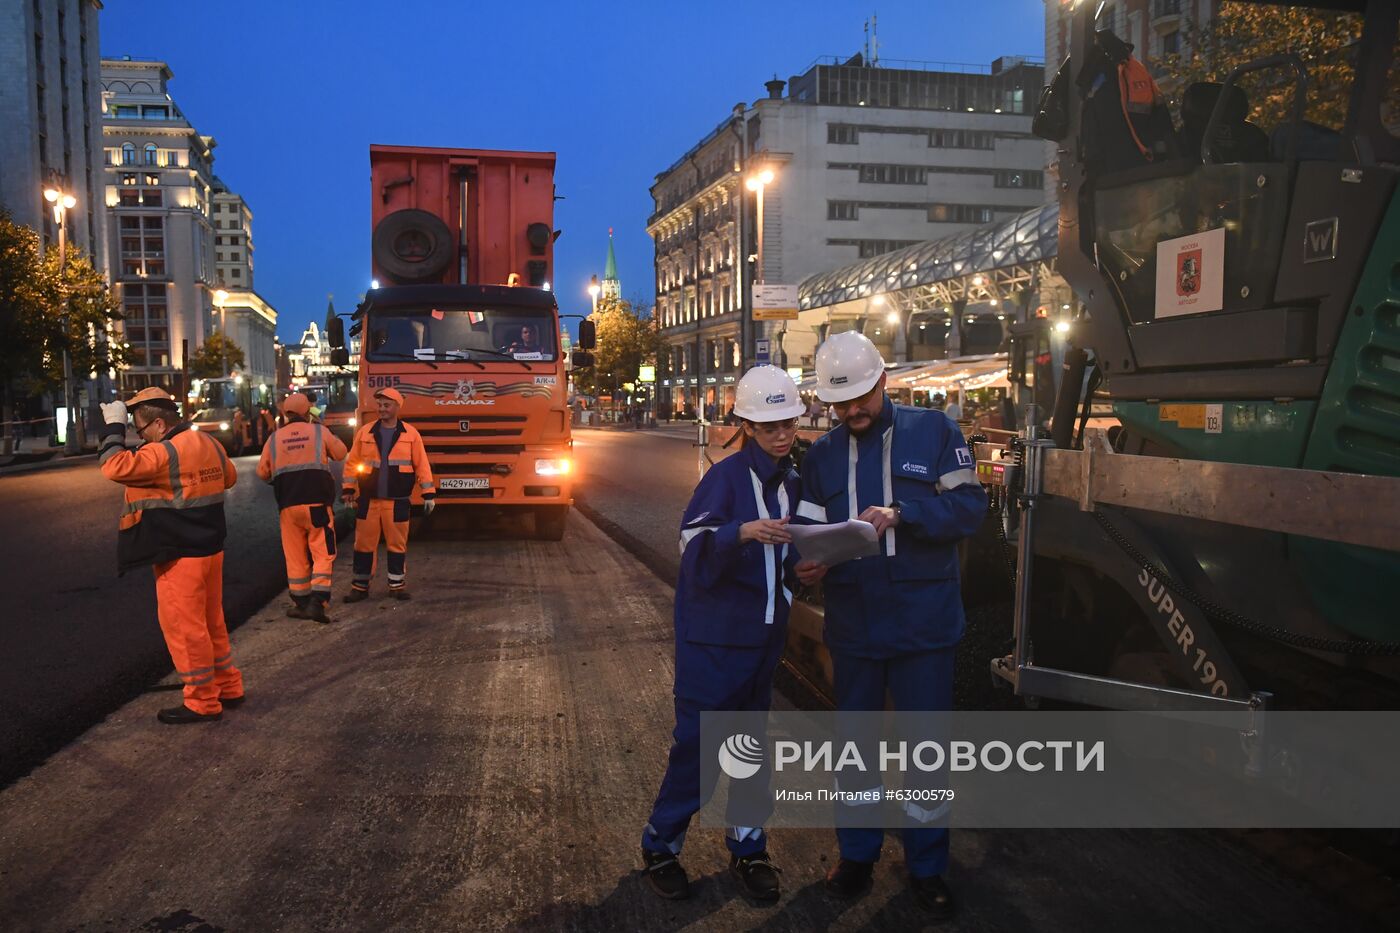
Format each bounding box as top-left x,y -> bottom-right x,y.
439,477 -> 489,490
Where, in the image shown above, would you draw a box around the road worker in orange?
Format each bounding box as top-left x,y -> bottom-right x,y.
341,387 -> 435,601
256,392 -> 347,623
98,387 -> 244,724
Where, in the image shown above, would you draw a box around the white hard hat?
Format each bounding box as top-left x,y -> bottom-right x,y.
815,331 -> 885,403
733,365 -> 806,422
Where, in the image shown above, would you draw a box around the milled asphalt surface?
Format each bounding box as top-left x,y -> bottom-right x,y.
0,450 -> 350,788
0,425 -> 1386,930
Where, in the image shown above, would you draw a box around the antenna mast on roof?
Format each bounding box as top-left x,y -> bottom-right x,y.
864,14 -> 879,67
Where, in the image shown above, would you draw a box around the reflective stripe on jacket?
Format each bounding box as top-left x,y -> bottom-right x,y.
675,440 -> 800,648
99,421 -> 237,574
795,398 -> 986,657
256,421 -> 348,509
343,420 -> 435,501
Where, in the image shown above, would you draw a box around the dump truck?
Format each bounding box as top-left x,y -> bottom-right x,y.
329,145 -> 593,539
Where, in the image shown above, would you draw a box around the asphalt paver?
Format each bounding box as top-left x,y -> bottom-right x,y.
0,510 -> 1368,931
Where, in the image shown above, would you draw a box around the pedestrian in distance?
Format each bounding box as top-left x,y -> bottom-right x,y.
641,364 -> 805,905
97,387 -> 245,724
807,396 -> 823,429
792,331 -> 987,918
257,393 -> 348,624
341,387 -> 435,602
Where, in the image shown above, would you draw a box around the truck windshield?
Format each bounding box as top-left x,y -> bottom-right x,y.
327,375 -> 358,412
364,307 -> 557,363
199,381 -> 239,410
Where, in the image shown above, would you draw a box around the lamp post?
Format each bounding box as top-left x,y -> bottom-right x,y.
587,275 -> 600,315
214,287 -> 230,377
744,167 -> 775,370
44,183 -> 80,454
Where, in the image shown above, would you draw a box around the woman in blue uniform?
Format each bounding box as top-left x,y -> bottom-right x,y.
641,365 -> 806,903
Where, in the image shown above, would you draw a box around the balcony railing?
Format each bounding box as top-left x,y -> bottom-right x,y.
1151,0 -> 1182,20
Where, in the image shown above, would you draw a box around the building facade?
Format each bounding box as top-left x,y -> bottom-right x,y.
649,56 -> 1046,416
0,0 -> 108,269
101,57 -> 277,393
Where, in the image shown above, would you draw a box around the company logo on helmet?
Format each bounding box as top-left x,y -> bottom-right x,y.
764,393 -> 786,405
830,376 -> 849,385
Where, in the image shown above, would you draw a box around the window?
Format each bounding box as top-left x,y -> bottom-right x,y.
141,189 -> 161,207
231,268 -> 241,279
994,170 -> 1043,189
164,151 -> 180,167
828,201 -> 859,221
1161,29 -> 1180,56
120,173 -> 137,186
928,204 -> 995,224
121,237 -> 140,255
142,105 -> 169,120
859,164 -> 927,185
930,129 -> 996,150
145,260 -> 165,276
113,105 -> 138,118
118,189 -> 139,207
121,142 -> 135,165
143,143 -> 157,165
828,124 -> 859,144
144,173 -> 159,186
120,216 -> 140,230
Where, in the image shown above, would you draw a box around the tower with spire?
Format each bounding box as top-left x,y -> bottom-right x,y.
602,227 -> 621,300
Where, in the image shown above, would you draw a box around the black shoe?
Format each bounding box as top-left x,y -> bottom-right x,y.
287,604 -> 311,619
308,601 -> 331,624
910,875 -> 957,920
731,851 -> 781,902
824,859 -> 874,900
344,588 -> 368,604
220,695 -> 246,709
641,848 -> 690,900
157,705 -> 221,725
390,588 -> 411,601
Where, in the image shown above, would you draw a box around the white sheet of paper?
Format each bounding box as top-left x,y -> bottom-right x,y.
788,519 -> 881,566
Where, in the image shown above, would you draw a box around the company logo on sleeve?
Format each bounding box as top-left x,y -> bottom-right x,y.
956,447 -> 974,467
901,461 -> 929,476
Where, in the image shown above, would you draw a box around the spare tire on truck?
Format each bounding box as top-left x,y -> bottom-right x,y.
372,209 -> 453,283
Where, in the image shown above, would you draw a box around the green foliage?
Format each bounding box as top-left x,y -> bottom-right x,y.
1158,3 -> 1365,131
0,208 -> 123,396
189,332 -> 246,379
572,295 -> 662,398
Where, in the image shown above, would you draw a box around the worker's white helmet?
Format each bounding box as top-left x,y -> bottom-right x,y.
815,331 -> 885,403
733,365 -> 805,422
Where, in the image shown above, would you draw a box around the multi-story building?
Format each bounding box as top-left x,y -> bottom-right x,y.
101,57 -> 278,393
0,0 -> 108,268
649,55 -> 1046,416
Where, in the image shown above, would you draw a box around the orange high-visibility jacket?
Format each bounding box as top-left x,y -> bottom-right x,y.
99,421 -> 237,573
343,420 -> 435,502
257,421 -> 348,509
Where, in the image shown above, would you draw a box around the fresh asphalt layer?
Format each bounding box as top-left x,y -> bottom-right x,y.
0,469 -> 1376,930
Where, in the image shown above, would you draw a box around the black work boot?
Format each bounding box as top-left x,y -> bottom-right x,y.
157,705 -> 221,725
824,859 -> 874,900
910,874 -> 957,920
344,588 -> 368,604
220,695 -> 247,709
730,851 -> 781,902
287,603 -> 311,619
308,600 -> 331,624
641,848 -> 690,900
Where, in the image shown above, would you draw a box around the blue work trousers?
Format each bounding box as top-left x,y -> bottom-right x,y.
831,647 -> 956,878
643,638 -> 784,858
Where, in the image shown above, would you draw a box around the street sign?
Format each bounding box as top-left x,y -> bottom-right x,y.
752,284 -> 799,321
639,365 -> 656,383
755,339 -> 770,364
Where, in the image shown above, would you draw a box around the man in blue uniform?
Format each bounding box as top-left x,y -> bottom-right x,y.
642,366 -> 806,903
793,331 -> 986,919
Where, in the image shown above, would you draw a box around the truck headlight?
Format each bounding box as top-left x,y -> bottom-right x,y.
348,417 -> 357,427
191,424 -> 200,431
535,458 -> 571,476
219,421 -> 230,431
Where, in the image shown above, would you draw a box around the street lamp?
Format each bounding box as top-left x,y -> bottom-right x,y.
44,183 -> 81,454
213,287 -> 230,378
587,275 -> 600,315
744,166 -> 778,373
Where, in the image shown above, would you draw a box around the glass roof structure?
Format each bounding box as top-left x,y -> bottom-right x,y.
799,202 -> 1060,312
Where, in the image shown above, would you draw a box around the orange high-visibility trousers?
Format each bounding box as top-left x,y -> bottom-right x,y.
351,498 -> 409,593
152,552 -> 243,714
279,504 -> 337,605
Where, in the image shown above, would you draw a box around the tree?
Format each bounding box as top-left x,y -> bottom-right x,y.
189,332 -> 246,379
572,295 -> 662,400
1157,3 -> 1365,131
0,209 -> 122,453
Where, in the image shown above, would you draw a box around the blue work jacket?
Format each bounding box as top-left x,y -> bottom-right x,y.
796,397 -> 987,658
675,440 -> 801,648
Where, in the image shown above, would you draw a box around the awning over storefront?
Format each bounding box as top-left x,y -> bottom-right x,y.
888,354 -> 1009,393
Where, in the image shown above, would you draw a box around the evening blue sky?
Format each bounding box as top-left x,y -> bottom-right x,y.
101,0 -> 1044,342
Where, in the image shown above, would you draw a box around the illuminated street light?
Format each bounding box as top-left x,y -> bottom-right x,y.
886,311 -> 899,325
371,278 -> 380,290
213,288 -> 231,377
44,181 -> 82,454
1056,320 -> 1071,334
871,293 -> 885,306
588,275 -> 601,315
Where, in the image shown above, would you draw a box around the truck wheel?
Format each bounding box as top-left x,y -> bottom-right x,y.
372,209 -> 454,283
535,506 -> 568,541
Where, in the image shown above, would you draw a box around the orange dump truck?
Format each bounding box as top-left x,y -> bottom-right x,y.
338,145 -> 583,539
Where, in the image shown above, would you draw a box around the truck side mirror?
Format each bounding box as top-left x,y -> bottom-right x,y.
577,320 -> 597,350
331,348 -> 349,366
571,350 -> 595,369
327,317 -> 346,349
